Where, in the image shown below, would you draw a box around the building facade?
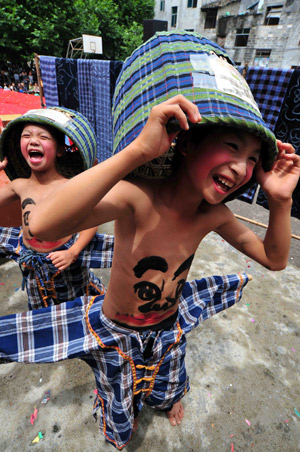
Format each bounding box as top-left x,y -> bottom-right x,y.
154,0 -> 300,68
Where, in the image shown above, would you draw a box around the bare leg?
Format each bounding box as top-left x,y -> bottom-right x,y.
133,416 -> 139,432
166,400 -> 184,426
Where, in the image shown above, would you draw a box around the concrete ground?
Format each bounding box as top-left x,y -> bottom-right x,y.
0,199 -> 299,452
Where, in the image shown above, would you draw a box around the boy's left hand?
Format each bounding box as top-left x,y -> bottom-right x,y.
0,157 -> 8,171
255,140 -> 300,202
47,249 -> 77,271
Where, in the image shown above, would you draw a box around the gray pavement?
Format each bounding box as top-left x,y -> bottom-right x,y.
0,203 -> 299,452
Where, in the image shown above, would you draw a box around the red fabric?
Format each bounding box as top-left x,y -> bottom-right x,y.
0,90 -> 42,114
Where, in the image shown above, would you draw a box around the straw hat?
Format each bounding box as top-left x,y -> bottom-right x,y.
112,31 -> 277,195
0,107 -> 97,180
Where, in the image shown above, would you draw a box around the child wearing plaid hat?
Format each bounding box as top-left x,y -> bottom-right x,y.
0,110 -> 113,309
20,94 -> 299,444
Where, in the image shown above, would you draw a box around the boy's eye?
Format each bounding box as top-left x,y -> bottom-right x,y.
249,156 -> 258,163
225,142 -> 238,151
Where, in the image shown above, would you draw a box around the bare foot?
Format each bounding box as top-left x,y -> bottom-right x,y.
133,416 -> 139,432
166,400 -> 184,426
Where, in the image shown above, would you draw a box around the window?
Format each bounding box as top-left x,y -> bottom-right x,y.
234,28 -> 250,47
171,6 -> 178,27
254,49 -> 271,67
187,0 -> 197,7
264,5 -> 283,25
204,8 -> 218,29
160,0 -> 165,12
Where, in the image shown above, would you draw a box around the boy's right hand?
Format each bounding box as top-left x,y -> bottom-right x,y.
47,249 -> 78,271
134,95 -> 201,164
0,157 -> 8,171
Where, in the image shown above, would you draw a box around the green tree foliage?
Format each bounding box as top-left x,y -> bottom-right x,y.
0,0 -> 154,64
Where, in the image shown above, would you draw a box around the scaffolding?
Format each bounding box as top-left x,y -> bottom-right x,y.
66,35 -> 103,59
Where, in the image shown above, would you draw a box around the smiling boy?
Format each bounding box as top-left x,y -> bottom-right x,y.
26,94 -> 299,432
0,108 -> 113,309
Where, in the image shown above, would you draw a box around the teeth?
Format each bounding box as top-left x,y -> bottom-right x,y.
217,176 -> 234,188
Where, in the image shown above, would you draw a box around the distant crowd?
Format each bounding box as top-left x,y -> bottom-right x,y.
0,66 -> 40,95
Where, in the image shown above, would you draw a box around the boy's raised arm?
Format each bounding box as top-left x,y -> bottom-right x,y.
29,96 -> 201,241
0,158 -> 19,207
217,141 -> 300,270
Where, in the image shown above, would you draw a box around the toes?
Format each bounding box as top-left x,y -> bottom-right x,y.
170,416 -> 177,426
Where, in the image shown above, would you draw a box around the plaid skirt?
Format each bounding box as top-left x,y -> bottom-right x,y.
0,273 -> 249,449
0,226 -> 114,309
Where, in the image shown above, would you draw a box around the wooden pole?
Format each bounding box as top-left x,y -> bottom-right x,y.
234,213 -> 300,241
34,53 -> 45,108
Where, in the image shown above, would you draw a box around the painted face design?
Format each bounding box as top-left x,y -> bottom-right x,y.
186,130 -> 261,203
20,124 -> 59,171
133,254 -> 194,313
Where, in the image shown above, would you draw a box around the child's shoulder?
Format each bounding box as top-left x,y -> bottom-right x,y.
9,177 -> 29,193
199,201 -> 234,227
121,177 -> 155,197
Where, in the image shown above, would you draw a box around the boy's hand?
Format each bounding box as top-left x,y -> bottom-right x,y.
135,95 -> 201,163
0,157 -> 8,171
255,141 -> 300,202
47,249 -> 77,271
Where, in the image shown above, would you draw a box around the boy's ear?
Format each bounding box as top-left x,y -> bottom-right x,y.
176,132 -> 190,156
56,145 -> 65,157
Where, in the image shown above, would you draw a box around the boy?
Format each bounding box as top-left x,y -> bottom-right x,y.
0,33 -> 299,449
0,107 -> 114,309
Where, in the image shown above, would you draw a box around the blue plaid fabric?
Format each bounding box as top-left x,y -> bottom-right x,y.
93,60 -> 113,162
78,59 -> 95,130
0,227 -> 114,310
245,67 -> 293,131
0,273 -> 249,450
39,56 -> 59,107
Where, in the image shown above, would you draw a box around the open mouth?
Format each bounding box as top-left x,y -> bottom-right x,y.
28,150 -> 44,162
213,175 -> 235,193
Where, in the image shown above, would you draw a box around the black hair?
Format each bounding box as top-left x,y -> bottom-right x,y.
171,125 -> 215,172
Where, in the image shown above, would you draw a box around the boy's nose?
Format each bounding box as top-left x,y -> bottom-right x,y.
29,136 -> 39,144
230,159 -> 247,177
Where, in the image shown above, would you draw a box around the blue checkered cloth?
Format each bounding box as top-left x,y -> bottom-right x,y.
245,67 -> 293,131
0,273 -> 249,449
78,59 -> 95,129
93,60 -> 113,162
0,227 -> 114,309
39,56 -> 59,107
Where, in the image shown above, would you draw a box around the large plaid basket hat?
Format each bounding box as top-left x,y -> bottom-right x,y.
112,31 -> 278,186
0,107 -> 97,180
